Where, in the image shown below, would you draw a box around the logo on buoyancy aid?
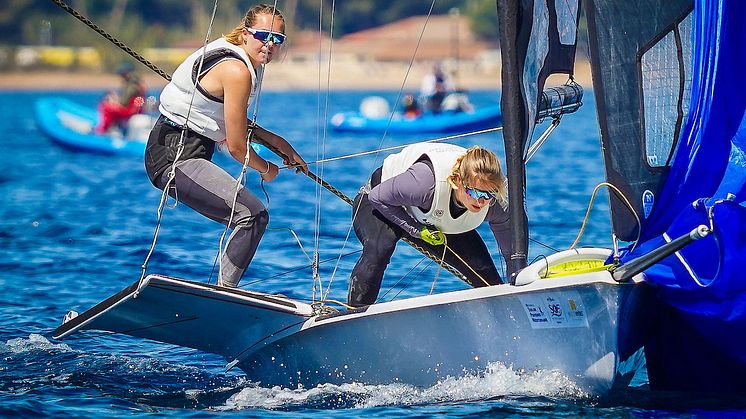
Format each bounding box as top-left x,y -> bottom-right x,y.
433,209 -> 444,218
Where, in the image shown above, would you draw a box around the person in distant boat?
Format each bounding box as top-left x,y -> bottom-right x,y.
144,4 -> 307,288
347,142 -> 513,307
95,62 -> 146,134
420,63 -> 453,113
400,93 -> 422,119
441,89 -> 475,113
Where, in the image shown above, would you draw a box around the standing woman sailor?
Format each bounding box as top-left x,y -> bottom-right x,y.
348,143 -> 513,307
145,4 -> 307,287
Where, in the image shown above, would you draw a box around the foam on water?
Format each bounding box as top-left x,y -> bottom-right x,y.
220,362 -> 588,411
2,335 -> 587,411
4,333 -> 71,353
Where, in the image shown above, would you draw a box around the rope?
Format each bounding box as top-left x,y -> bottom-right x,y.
570,182 -> 641,251
429,238 -> 449,294
276,126 -> 504,170
49,0 -> 172,82
321,0 -> 453,300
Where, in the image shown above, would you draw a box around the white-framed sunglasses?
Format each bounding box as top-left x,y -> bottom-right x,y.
245,27 -> 286,45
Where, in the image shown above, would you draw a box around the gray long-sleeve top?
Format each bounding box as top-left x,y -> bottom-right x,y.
368,159 -> 512,261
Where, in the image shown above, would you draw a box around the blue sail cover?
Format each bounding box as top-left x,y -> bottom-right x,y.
623,0 -> 746,391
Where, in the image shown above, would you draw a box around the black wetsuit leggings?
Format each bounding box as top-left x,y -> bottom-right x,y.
348,192 -> 503,307
145,116 -> 268,287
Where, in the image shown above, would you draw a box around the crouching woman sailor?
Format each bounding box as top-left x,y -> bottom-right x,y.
144,4 -> 307,288
348,142 -> 513,307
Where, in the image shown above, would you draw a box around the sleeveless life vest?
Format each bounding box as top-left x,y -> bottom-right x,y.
381,143 -> 489,234
158,38 -> 260,142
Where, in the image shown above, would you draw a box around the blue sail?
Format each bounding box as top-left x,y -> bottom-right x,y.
622,0 -> 746,392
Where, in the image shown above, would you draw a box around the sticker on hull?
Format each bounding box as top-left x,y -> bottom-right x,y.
519,291 -> 589,329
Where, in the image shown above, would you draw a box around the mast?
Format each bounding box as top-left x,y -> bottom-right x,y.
496,0 -> 583,282
496,0 -> 529,281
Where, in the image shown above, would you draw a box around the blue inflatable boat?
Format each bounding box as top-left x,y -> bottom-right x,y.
35,97 -> 154,156
329,104 -> 502,134
35,97 -> 266,158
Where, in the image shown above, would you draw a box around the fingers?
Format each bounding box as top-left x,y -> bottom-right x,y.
282,153 -> 309,175
294,153 -> 309,174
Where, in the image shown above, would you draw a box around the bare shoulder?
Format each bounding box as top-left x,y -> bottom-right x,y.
197,58 -> 250,97
216,58 -> 250,75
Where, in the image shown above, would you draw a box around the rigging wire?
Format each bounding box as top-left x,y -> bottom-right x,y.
276,126 -> 504,170
238,249 -> 362,287
312,0 -> 337,305
378,257 -> 429,302
138,0 -> 221,289
322,0 -> 447,301
213,1 -> 280,286
389,260 -> 434,302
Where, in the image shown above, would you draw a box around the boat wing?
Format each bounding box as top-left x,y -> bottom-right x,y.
53,274 -> 314,359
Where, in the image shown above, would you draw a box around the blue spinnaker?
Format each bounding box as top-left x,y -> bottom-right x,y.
625,0 -> 746,354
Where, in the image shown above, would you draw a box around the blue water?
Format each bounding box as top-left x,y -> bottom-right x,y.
1,89 -> 741,416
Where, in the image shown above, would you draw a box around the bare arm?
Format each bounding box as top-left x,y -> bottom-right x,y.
206,60 -> 278,180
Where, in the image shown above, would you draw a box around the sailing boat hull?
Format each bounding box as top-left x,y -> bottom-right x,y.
54,250 -> 647,395
235,276 -> 645,393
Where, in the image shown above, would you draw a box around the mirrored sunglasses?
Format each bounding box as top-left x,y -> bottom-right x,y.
464,184 -> 496,201
246,28 -> 286,45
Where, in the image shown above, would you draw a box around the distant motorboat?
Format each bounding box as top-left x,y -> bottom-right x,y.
35,97 -> 266,157
35,97 -> 155,156
329,95 -> 502,134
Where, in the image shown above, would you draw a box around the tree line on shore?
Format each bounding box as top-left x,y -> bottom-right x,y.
2,0 -> 500,48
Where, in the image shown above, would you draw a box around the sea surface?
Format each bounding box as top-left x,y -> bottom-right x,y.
1,89 -> 741,417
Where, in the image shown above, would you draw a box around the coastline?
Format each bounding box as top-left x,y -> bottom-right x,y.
0,61 -> 592,92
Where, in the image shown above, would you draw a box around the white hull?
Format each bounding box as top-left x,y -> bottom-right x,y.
55,249 -> 645,395
238,272 -> 644,394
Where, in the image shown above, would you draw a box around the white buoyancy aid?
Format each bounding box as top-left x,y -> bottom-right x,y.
159,38 -> 259,142
381,143 -> 489,234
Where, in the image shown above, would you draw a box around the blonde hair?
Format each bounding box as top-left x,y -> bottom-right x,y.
224,4 -> 285,46
447,146 -> 506,198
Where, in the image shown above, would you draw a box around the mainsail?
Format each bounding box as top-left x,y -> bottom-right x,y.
497,0 -> 581,280
584,0 -> 693,241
